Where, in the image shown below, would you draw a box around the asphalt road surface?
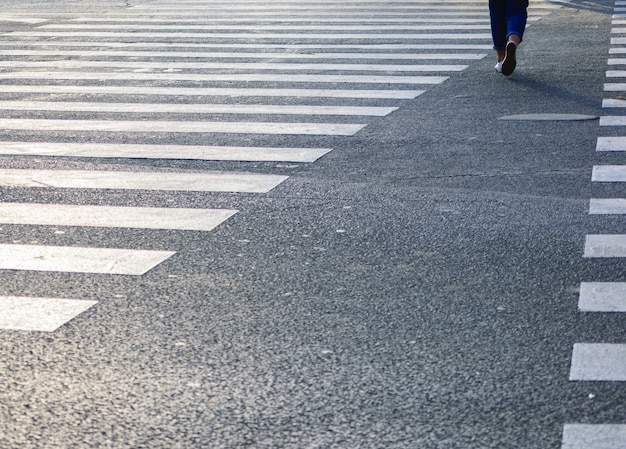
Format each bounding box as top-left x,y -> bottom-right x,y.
0,0 -> 624,448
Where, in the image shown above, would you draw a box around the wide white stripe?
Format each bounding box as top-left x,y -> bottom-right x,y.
37,24 -> 491,31
602,98 -> 626,107
0,142 -> 332,163
0,296 -> 97,332
584,234 -> 626,257
0,49 -> 487,60
589,198 -> 626,214
0,61 -> 468,72
604,83 -> 626,90
0,85 -> 426,99
562,425 -> 626,449
0,41 -> 494,49
592,165 -> 626,182
0,101 -> 398,117
596,136 -> 626,151
0,244 -> 175,275
579,282 -> 626,312
0,203 -> 238,231
0,118 -> 366,136
0,169 -> 288,193
7,31 -> 493,39
600,116 -> 626,126
606,70 -> 626,77
570,343 -> 626,381
70,16 -> 492,23
0,71 -> 449,84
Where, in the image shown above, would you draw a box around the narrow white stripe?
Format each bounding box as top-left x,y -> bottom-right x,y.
606,70 -> 626,77
562,424 -> 626,449
0,85 -> 425,99
579,282 -> 626,312
37,23 -> 491,31
570,343 -> 626,381
0,203 -> 238,231
0,244 -> 175,275
592,165 -> 626,182
0,101 -> 398,117
589,198 -> 626,214
0,142 -> 332,163
0,41 -> 494,50
602,98 -> 626,107
0,61 -> 468,72
0,72 -> 449,85
604,83 -> 626,90
596,136 -> 626,151
0,169 -> 289,193
608,58 -> 626,64
0,49 -> 487,60
0,296 -> 97,332
70,16 -> 492,23
600,116 -> 626,126
584,234 -> 626,257
0,118 -> 366,136
7,31 -> 493,39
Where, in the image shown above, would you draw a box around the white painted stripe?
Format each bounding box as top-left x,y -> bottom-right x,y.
604,83 -> 626,90
0,16 -> 47,24
0,85 -> 425,100
592,165 -> 626,182
0,169 -> 289,193
0,203 -> 237,231
7,31 -> 493,39
579,282 -> 626,312
570,343 -> 626,381
0,295 -> 97,332
584,234 -> 626,257
0,49 -> 487,60
596,136 -> 626,151
608,58 -> 626,64
0,142 -> 332,163
0,101 -> 398,117
589,198 -> 626,214
606,70 -> 626,77
0,72 -> 449,84
70,17 -> 492,23
0,244 -> 175,275
0,41 -> 494,49
600,116 -> 626,126
0,118 -> 366,136
37,23 -> 491,31
603,98 -> 626,107
0,61 -> 468,72
562,424 -> 626,449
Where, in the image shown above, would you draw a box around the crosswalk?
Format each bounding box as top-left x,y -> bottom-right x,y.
0,1 -> 561,334
561,1 -> 626,446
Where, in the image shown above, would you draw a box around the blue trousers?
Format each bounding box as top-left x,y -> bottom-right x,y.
489,0 -> 529,50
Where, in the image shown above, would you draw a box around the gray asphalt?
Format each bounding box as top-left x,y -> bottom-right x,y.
0,1 -> 624,448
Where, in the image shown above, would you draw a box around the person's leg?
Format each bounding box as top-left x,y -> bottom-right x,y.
489,0 -> 507,63
506,0 -> 529,43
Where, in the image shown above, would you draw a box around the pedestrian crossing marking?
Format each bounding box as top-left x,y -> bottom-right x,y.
591,165 -> 626,181
579,282 -> 626,312
0,85 -> 426,100
596,136 -> 626,151
0,119 -> 366,136
0,296 -> 98,332
589,198 -> 626,214
0,101 -> 398,117
0,61 -> 469,73
0,71 -> 450,85
584,234 -> 626,257
0,142 -> 332,163
570,343 -> 626,381
0,244 -> 176,275
0,49 -> 488,60
0,203 -> 238,231
0,169 -> 289,193
562,424 -> 626,449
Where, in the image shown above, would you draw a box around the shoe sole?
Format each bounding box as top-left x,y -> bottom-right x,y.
502,41 -> 516,76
